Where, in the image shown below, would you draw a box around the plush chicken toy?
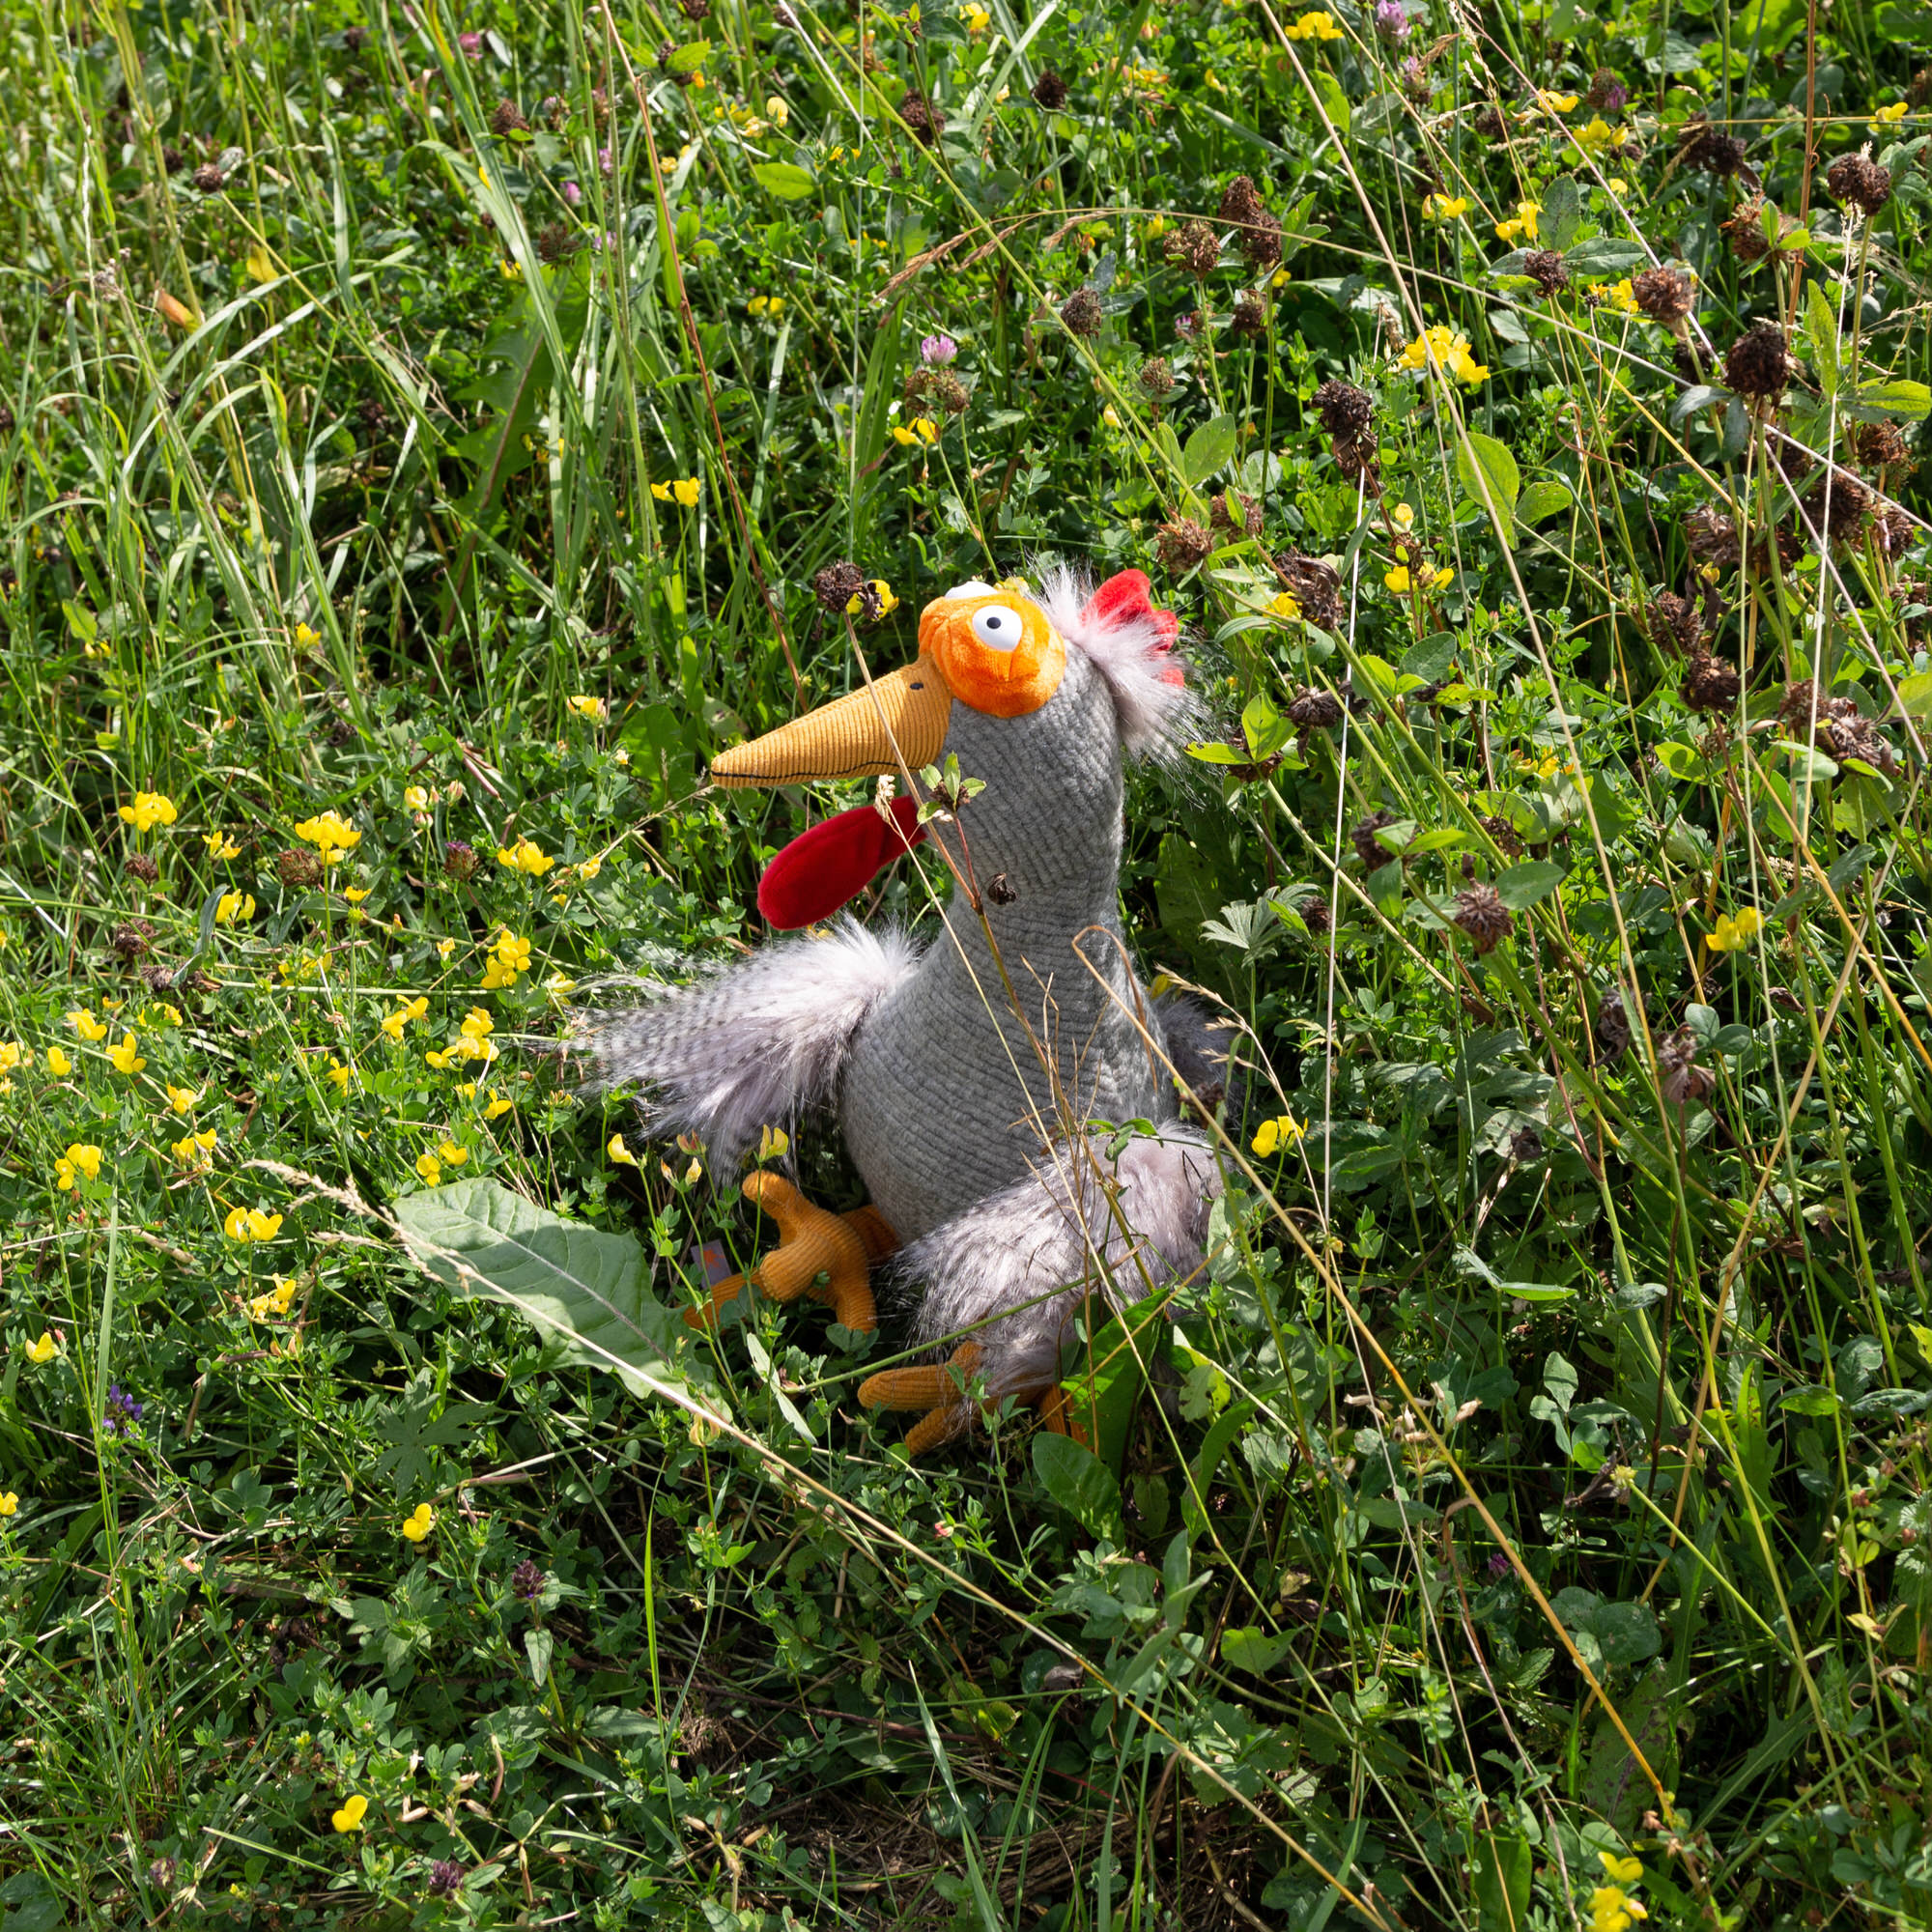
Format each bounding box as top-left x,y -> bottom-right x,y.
580,568 -> 1225,1453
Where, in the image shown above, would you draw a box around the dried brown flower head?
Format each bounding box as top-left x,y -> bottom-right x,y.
1287,687 -> 1343,730
191,163 -> 226,192
1209,490 -> 1262,537
1156,517 -> 1213,572
1596,986 -> 1631,1062
813,559 -> 866,616
111,920 -> 155,960
1633,265 -> 1694,324
1677,123 -> 1747,177
1312,379 -> 1374,440
1685,504 -> 1742,567
1060,288 -> 1102,337
1826,153 -> 1892,217
1231,291 -> 1267,338
1683,652 -> 1742,712
1280,552 -> 1342,630
1801,471 -> 1872,546
1721,195 -> 1771,264
1453,882 -> 1515,953
124,853 -> 159,884
1138,355 -> 1176,398
897,90 -> 944,144
1352,808 -> 1401,872
1724,321 -> 1791,401
1031,70 -> 1067,110
1658,1026 -> 1716,1105
1647,590 -> 1704,655
491,99 -> 529,136
277,847 -> 322,889
1167,218 -> 1222,279
1524,248 -> 1570,297
1851,419 -> 1911,471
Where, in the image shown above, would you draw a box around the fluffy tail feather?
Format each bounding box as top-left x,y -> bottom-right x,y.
893,1126 -> 1221,1401
570,917 -> 922,1170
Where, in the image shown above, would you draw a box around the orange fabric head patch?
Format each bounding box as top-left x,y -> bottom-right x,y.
917,586 -> 1065,718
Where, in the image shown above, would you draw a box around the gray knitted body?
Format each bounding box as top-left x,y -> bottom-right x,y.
575,567 -> 1225,1400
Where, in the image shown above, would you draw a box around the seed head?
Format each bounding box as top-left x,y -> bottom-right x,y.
1647,590 -> 1704,655
1218,176 -> 1282,267
1633,265 -> 1694,324
124,852 -> 159,885
1585,68 -> 1628,114
897,90 -> 944,144
813,559 -> 866,616
1351,808 -> 1400,872
1453,883 -> 1514,953
491,99 -> 529,136
1683,652 -> 1742,713
191,163 -> 226,192
1167,218 -> 1222,279
1231,291 -> 1267,338
1851,419 -> 1910,471
1802,471 -> 1872,546
1658,1027 -> 1715,1106
1678,123 -> 1747,177
1209,490 -> 1262,537
439,840 -> 477,884
110,920 -> 154,961
1280,552 -> 1342,630
1524,248 -> 1569,297
1059,287 -> 1102,337
1722,194 -> 1771,264
1596,986 -> 1631,1062
1287,687 -> 1343,730
1311,379 -> 1373,440
1156,516 -> 1213,573
1685,504 -> 1742,568
1826,153 -> 1892,217
1138,355 -> 1176,398
1724,321 -> 1791,401
1482,812 -> 1524,858
1031,70 -> 1067,111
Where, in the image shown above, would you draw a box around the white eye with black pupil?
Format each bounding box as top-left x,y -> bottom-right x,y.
970,605 -> 1024,652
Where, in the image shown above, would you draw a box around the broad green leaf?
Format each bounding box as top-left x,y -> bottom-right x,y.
664,39 -> 710,73
1181,412 -> 1238,486
1896,669 -> 1932,713
1563,237 -> 1647,272
1311,65 -> 1350,136
1242,692 -> 1293,761
1455,431 -> 1520,546
1804,280 -> 1840,398
1853,378 -> 1931,419
1780,1384 -> 1842,1416
1472,1832 -> 1534,1932
1519,478 -> 1575,525
1654,740 -> 1708,781
1055,1293 -> 1172,1473
751,161 -> 816,201
395,1179 -> 691,1399
1495,858 -> 1564,909
1032,1432 -> 1123,1538
1221,1626 -> 1293,1674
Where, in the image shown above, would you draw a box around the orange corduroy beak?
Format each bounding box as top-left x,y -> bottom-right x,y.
709,661 -> 953,787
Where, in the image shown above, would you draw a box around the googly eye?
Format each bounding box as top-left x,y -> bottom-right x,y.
970,605 -> 1025,652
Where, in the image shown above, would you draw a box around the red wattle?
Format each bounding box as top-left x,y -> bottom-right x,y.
1083,568 -> 1183,668
757,796 -> 926,930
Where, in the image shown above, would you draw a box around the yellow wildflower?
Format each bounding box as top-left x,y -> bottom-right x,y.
1605,178 -> 1629,196
1600,1854 -> 1645,1888
496,838 -> 554,875
165,1082 -> 199,1115
765,94 -> 790,125
293,622 -> 321,651
215,892 -> 256,924
1398,324 -> 1488,384
0,1493 -> 16,1517
1707,908 -> 1764,952
56,1144 -> 103,1190
1422,193 -> 1468,220
204,830 -> 242,859
1534,90 -> 1579,114
1268,591 -> 1301,622
577,854 -> 603,881
846,579 -> 900,618
1385,564 -> 1413,593
401,1502 -> 436,1543
292,810 -> 361,861
382,996 -> 429,1041
25,1332 -> 57,1363
438,936 -> 457,959
1251,1114 -> 1306,1156
608,1133 -> 639,1165
45,1046 -> 72,1077
892,417 -> 940,446
404,784 -> 431,810
495,931 -> 532,974
342,886 -> 370,904
1284,9 -> 1344,38
1590,1887 -> 1647,1932
327,1058 -> 355,1092
1577,116 -> 1621,155
460,1008 -> 495,1044
961,3 -> 990,33
1494,200 -> 1541,244
425,1048 -> 455,1070
1870,100 -> 1909,132
436,1140 -> 469,1167
331,1795 -> 369,1833
484,1090 -> 514,1119
544,972 -> 577,995
672,477 -> 701,507
567,695 -> 608,723
170,1128 -> 217,1164
1391,501 -> 1415,531
757,1124 -> 789,1161
119,791 -> 179,833
415,1151 -> 442,1185
1600,277 -> 1639,314
69,1009 -> 108,1041
106,1033 -> 146,1075
0,1043 -> 24,1077
223,1207 -> 283,1241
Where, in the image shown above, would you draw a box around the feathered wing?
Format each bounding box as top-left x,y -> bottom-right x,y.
893,1126 -> 1222,1400
569,917 -> 923,1169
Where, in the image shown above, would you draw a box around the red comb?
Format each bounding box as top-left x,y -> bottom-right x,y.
1083,568 -> 1184,683
757,796 -> 925,930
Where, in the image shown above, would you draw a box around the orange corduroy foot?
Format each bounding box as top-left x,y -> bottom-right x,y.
684,1173 -> 895,1334
859,1345 -> 1084,1457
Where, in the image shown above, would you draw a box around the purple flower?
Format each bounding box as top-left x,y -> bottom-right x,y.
1487,1550 -> 1510,1577
562,181 -> 582,207
104,1381 -> 145,1435
1374,0 -> 1410,41
428,1861 -> 464,1896
598,146 -> 614,179
511,1557 -> 545,1600
457,30 -> 483,58
920,333 -> 958,366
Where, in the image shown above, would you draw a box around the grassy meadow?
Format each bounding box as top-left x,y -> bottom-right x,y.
3,0 -> 1932,1925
